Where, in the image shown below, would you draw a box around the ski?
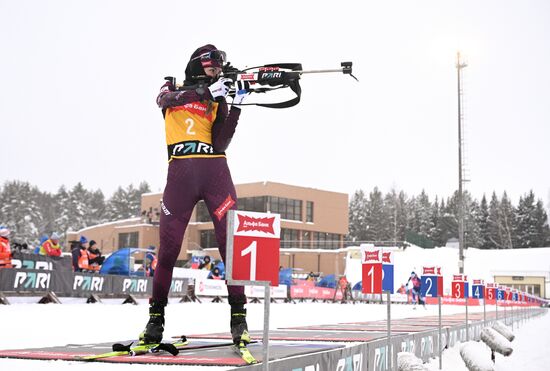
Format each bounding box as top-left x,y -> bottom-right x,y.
232,341 -> 257,365
75,337 -> 188,361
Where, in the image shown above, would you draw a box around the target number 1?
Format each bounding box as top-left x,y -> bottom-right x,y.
241,241 -> 257,281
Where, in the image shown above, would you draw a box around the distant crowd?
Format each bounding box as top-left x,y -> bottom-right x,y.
0,225 -> 105,272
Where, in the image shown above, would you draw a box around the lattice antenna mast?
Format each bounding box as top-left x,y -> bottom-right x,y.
456,51 -> 469,274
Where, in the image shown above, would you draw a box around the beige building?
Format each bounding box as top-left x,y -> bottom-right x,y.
68,181 -> 349,272
494,273 -> 547,298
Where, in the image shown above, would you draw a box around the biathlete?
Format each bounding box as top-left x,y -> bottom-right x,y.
407,271 -> 426,308
139,45 -> 250,348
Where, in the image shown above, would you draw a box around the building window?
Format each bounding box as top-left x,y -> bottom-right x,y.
237,196 -> 267,212
268,196 -> 302,221
306,201 -> 314,222
313,232 -> 341,249
119,232 -> 139,249
196,201 -> 211,222
281,228 -> 299,248
200,230 -> 217,249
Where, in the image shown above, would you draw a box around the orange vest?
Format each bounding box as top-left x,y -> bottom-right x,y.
78,249 -> 89,269
0,237 -> 12,268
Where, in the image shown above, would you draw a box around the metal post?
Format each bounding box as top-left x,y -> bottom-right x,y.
387,291 -> 392,371
465,296 -> 469,340
512,303 -> 515,330
438,296 -> 442,370
483,295 -> 486,327
262,282 -> 270,371
495,297 -> 498,321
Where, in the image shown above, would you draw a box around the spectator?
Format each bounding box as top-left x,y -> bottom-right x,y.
35,234 -> 48,254
208,266 -> 223,280
0,226 -> 13,268
71,236 -> 89,272
145,247 -> 157,277
397,284 -> 407,295
306,271 -> 316,281
198,255 -> 212,271
336,275 -> 352,302
87,240 -> 105,267
39,232 -> 62,257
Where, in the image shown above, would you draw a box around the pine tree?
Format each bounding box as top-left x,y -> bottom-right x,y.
88,189 -> 106,226
534,199 -> 550,247
384,189 -> 409,244
0,181 -> 43,245
414,190 -> 433,238
54,186 -> 71,234
515,191 -> 538,248
499,192 -> 515,248
488,192 -> 506,248
464,191 -> 483,249
348,189 -> 368,241
365,187 -> 386,241
478,195 -> 492,248
64,183 -> 92,231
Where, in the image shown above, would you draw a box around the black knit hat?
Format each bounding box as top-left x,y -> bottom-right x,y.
184,44 -> 219,86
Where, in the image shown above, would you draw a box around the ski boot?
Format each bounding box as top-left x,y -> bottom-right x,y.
139,299 -> 167,344
230,306 -> 251,345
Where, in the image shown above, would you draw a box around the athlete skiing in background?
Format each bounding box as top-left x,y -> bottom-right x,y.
140,45 -> 250,349
406,271 -> 425,307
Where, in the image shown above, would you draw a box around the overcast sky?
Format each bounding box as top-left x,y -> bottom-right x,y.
1,0 -> 549,207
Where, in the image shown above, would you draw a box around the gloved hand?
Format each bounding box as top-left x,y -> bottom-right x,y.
159,80 -> 176,94
233,89 -> 249,105
232,81 -> 249,105
157,80 -> 176,106
208,77 -> 232,99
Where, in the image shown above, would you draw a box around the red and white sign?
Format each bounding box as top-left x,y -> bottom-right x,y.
360,244 -> 383,294
505,287 -> 513,301
452,274 -> 468,299
227,211 -> 280,286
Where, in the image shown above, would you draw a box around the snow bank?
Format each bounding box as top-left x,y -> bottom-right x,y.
398,352 -> 428,370
459,341 -> 495,371
491,321 -> 515,342
480,327 -> 513,356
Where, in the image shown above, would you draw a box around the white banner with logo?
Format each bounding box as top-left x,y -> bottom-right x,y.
245,284 -> 287,299
194,278 -> 287,299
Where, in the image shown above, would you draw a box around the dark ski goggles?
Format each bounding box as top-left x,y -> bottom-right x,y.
192,50 -> 226,68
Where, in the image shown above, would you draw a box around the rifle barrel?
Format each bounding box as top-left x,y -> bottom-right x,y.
296,68 -> 346,74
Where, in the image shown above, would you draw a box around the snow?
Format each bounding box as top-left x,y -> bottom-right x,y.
425,310 -> 550,371
459,341 -> 494,371
0,298 -> 547,371
491,321 -> 514,342
480,327 -> 513,356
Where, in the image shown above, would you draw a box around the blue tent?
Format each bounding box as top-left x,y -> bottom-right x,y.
279,268 -> 293,286
316,274 -> 336,288
99,248 -> 150,276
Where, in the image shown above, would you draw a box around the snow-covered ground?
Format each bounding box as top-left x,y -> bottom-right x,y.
426,307 -> 550,370
0,298 -> 547,370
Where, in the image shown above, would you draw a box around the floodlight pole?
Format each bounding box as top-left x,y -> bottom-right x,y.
456,51 -> 468,274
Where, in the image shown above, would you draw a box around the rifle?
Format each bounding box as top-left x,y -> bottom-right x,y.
166,61 -> 357,109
